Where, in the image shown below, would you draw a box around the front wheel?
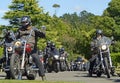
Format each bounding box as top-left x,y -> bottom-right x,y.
60,62 -> 66,71
96,71 -> 102,77
104,57 -> 111,78
10,53 -> 21,79
54,61 -> 60,73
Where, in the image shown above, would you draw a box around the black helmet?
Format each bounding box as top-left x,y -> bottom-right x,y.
61,47 -> 64,51
21,16 -> 31,28
96,29 -> 103,36
59,47 -> 65,53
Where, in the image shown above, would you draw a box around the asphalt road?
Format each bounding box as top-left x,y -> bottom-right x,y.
0,71 -> 120,83
45,71 -> 120,83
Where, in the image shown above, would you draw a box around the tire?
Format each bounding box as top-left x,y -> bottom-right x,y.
26,64 -> 37,80
10,53 -> 20,79
47,65 -> 52,73
54,62 -> 60,73
96,71 -> 102,77
110,67 -> 115,76
118,74 -> 120,77
26,72 -> 37,80
104,57 -> 110,78
88,69 -> 93,77
5,71 -> 11,79
60,62 -> 66,71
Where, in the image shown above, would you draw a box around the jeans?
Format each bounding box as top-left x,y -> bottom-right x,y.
31,50 -> 45,77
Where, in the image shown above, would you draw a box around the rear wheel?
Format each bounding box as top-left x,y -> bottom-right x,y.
96,71 -> 102,77
26,64 -> 37,80
26,71 -> 37,80
5,71 -> 11,79
46,65 -> 52,73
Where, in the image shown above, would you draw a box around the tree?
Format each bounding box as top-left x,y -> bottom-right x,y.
3,0 -> 50,27
2,0 -> 53,50
103,0 -> 120,25
52,4 -> 60,16
2,0 -> 72,53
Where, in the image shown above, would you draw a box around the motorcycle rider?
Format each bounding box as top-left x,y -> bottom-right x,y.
16,16 -> 46,80
50,42 -> 59,55
43,41 -> 52,69
0,29 -> 16,79
59,47 -> 70,71
89,29 -> 102,76
88,29 -> 115,76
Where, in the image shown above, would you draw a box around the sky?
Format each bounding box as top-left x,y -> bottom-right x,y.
0,0 -> 111,25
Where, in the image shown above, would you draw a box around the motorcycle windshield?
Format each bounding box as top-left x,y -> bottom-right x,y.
96,36 -> 111,47
50,49 -> 60,56
5,42 -> 13,47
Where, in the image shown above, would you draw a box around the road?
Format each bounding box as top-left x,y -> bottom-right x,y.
43,71 -> 120,83
0,71 -> 120,83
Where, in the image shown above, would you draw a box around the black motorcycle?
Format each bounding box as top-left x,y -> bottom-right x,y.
46,49 -> 60,73
90,37 -> 114,78
0,29 -> 16,79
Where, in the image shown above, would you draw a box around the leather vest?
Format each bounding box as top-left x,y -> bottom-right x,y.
19,28 -> 35,45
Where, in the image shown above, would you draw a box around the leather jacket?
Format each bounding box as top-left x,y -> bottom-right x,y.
16,26 -> 45,50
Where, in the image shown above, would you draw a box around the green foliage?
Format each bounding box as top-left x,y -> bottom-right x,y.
112,41 -> 120,52
111,53 -> 120,66
3,0 -> 50,26
1,0 -> 120,63
0,47 -> 3,57
2,0 -> 71,54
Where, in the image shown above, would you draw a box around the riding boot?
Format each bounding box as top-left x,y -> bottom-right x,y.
41,75 -> 46,81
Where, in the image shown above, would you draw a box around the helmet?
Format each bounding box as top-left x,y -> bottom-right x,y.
21,16 -> 31,28
60,47 -> 64,52
59,47 -> 65,53
51,43 -> 55,49
77,56 -> 82,61
46,41 -> 51,47
96,29 -> 103,36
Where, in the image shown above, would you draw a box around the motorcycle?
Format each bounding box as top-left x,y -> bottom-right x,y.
70,60 -> 76,71
9,37 -> 38,80
0,29 -> 16,79
59,53 -> 67,71
91,37 -> 114,78
46,49 -> 60,73
74,61 -> 83,71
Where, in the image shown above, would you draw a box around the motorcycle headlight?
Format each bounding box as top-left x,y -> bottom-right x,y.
77,61 -> 81,64
78,62 -> 81,64
101,45 -> 107,50
7,47 -> 13,52
15,41 -> 22,47
54,55 -> 59,59
60,57 -> 65,60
